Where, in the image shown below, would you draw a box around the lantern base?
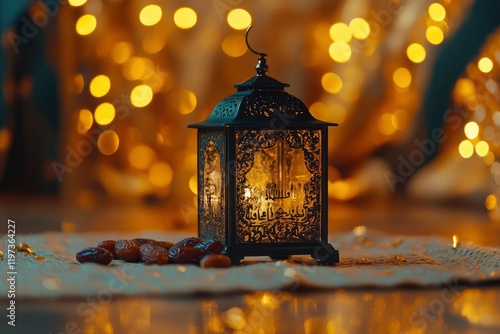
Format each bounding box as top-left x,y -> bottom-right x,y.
222,242 -> 339,265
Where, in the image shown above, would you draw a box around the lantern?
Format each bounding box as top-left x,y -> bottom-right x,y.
188,27 -> 339,265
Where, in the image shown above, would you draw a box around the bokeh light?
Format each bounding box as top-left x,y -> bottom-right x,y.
406,43 -> 426,63
321,72 -> 343,94
189,174 -> 198,195
453,78 -> 476,103
329,23 -> 352,42
464,121 -> 479,139
227,9 -> 252,30
97,130 -> 119,155
485,194 -> 497,211
428,3 -> 446,22
94,103 -> 115,125
174,7 -> 197,29
378,113 -> 396,136
122,57 -> 155,81
222,34 -> 247,57
178,90 -> 197,115
393,67 -> 412,88
129,145 -> 156,170
459,140 -> 474,158
111,42 -> 133,64
76,14 -> 97,35
89,75 -> 111,98
478,57 -> 493,73
0,128 -> 11,151
139,5 -> 162,26
77,109 -> 93,134
130,85 -> 153,108
329,41 -> 351,63
475,141 -> 489,157
426,26 -> 444,45
149,162 -> 173,188
69,0 -> 87,7
349,18 -> 370,40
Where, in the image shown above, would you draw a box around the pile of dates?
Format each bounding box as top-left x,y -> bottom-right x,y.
76,237 -> 231,268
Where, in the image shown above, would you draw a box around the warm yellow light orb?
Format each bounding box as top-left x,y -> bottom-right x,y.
77,109 -> 93,134
227,9 -> 252,30
94,103 -> 115,125
97,130 -> 119,155
426,26 -> 444,45
189,174 -> 198,195
174,7 -> 197,29
89,75 -> 111,98
111,42 -> 133,64
329,41 -> 351,63
129,145 -> 156,170
475,141 -> 489,157
76,14 -> 97,36
393,67 -> 412,88
428,3 -> 446,22
222,34 -> 247,57
140,5 -> 162,26
478,57 -> 493,73
69,0 -> 87,7
149,162 -> 173,188
329,23 -> 352,43
406,43 -> 426,63
485,194 -> 497,211
458,140 -> 474,158
178,90 -> 197,115
349,18 -> 370,40
130,85 -> 153,108
464,121 -> 479,139
321,72 -> 343,94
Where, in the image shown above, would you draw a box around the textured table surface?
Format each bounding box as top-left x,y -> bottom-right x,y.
1,196 -> 500,333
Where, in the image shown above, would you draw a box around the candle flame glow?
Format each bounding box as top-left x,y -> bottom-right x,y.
452,234 -> 459,248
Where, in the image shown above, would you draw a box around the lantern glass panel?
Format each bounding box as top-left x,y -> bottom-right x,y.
235,129 -> 322,244
198,130 -> 226,241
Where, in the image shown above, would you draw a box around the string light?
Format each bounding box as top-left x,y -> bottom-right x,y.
329,41 -> 351,63
130,85 -> 153,108
406,43 -> 426,63
428,3 -> 446,22
174,7 -> 197,29
478,57 -> 493,73
227,9 -> 251,30
321,72 -> 343,94
329,23 -> 352,43
75,14 -> 97,35
97,130 -> 119,155
393,67 -> 412,88
349,18 -> 370,40
426,26 -> 444,45
139,5 -> 162,26
89,75 -> 111,98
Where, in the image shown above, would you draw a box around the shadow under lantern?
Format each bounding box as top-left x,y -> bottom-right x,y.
188,27 -> 339,265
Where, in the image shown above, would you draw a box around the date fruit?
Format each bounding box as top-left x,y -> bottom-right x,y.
133,238 -> 156,245
151,241 -> 174,250
168,246 -> 205,264
96,240 -> 117,259
115,239 -> 141,262
195,239 -> 224,254
140,243 -> 169,265
76,247 -> 113,265
200,254 -> 232,268
173,237 -> 203,248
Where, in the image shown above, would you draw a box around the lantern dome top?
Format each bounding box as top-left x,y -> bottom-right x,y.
189,26 -> 337,129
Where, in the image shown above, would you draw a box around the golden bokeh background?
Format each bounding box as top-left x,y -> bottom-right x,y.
1,0 -> 500,225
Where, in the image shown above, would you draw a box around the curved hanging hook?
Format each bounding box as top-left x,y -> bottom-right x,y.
245,25 -> 267,57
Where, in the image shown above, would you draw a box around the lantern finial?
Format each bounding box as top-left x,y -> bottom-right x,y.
246,25 -> 268,76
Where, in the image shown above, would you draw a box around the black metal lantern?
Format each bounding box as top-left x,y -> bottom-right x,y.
188,27 -> 339,265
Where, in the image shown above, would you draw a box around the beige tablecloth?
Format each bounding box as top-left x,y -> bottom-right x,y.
1,229 -> 500,298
